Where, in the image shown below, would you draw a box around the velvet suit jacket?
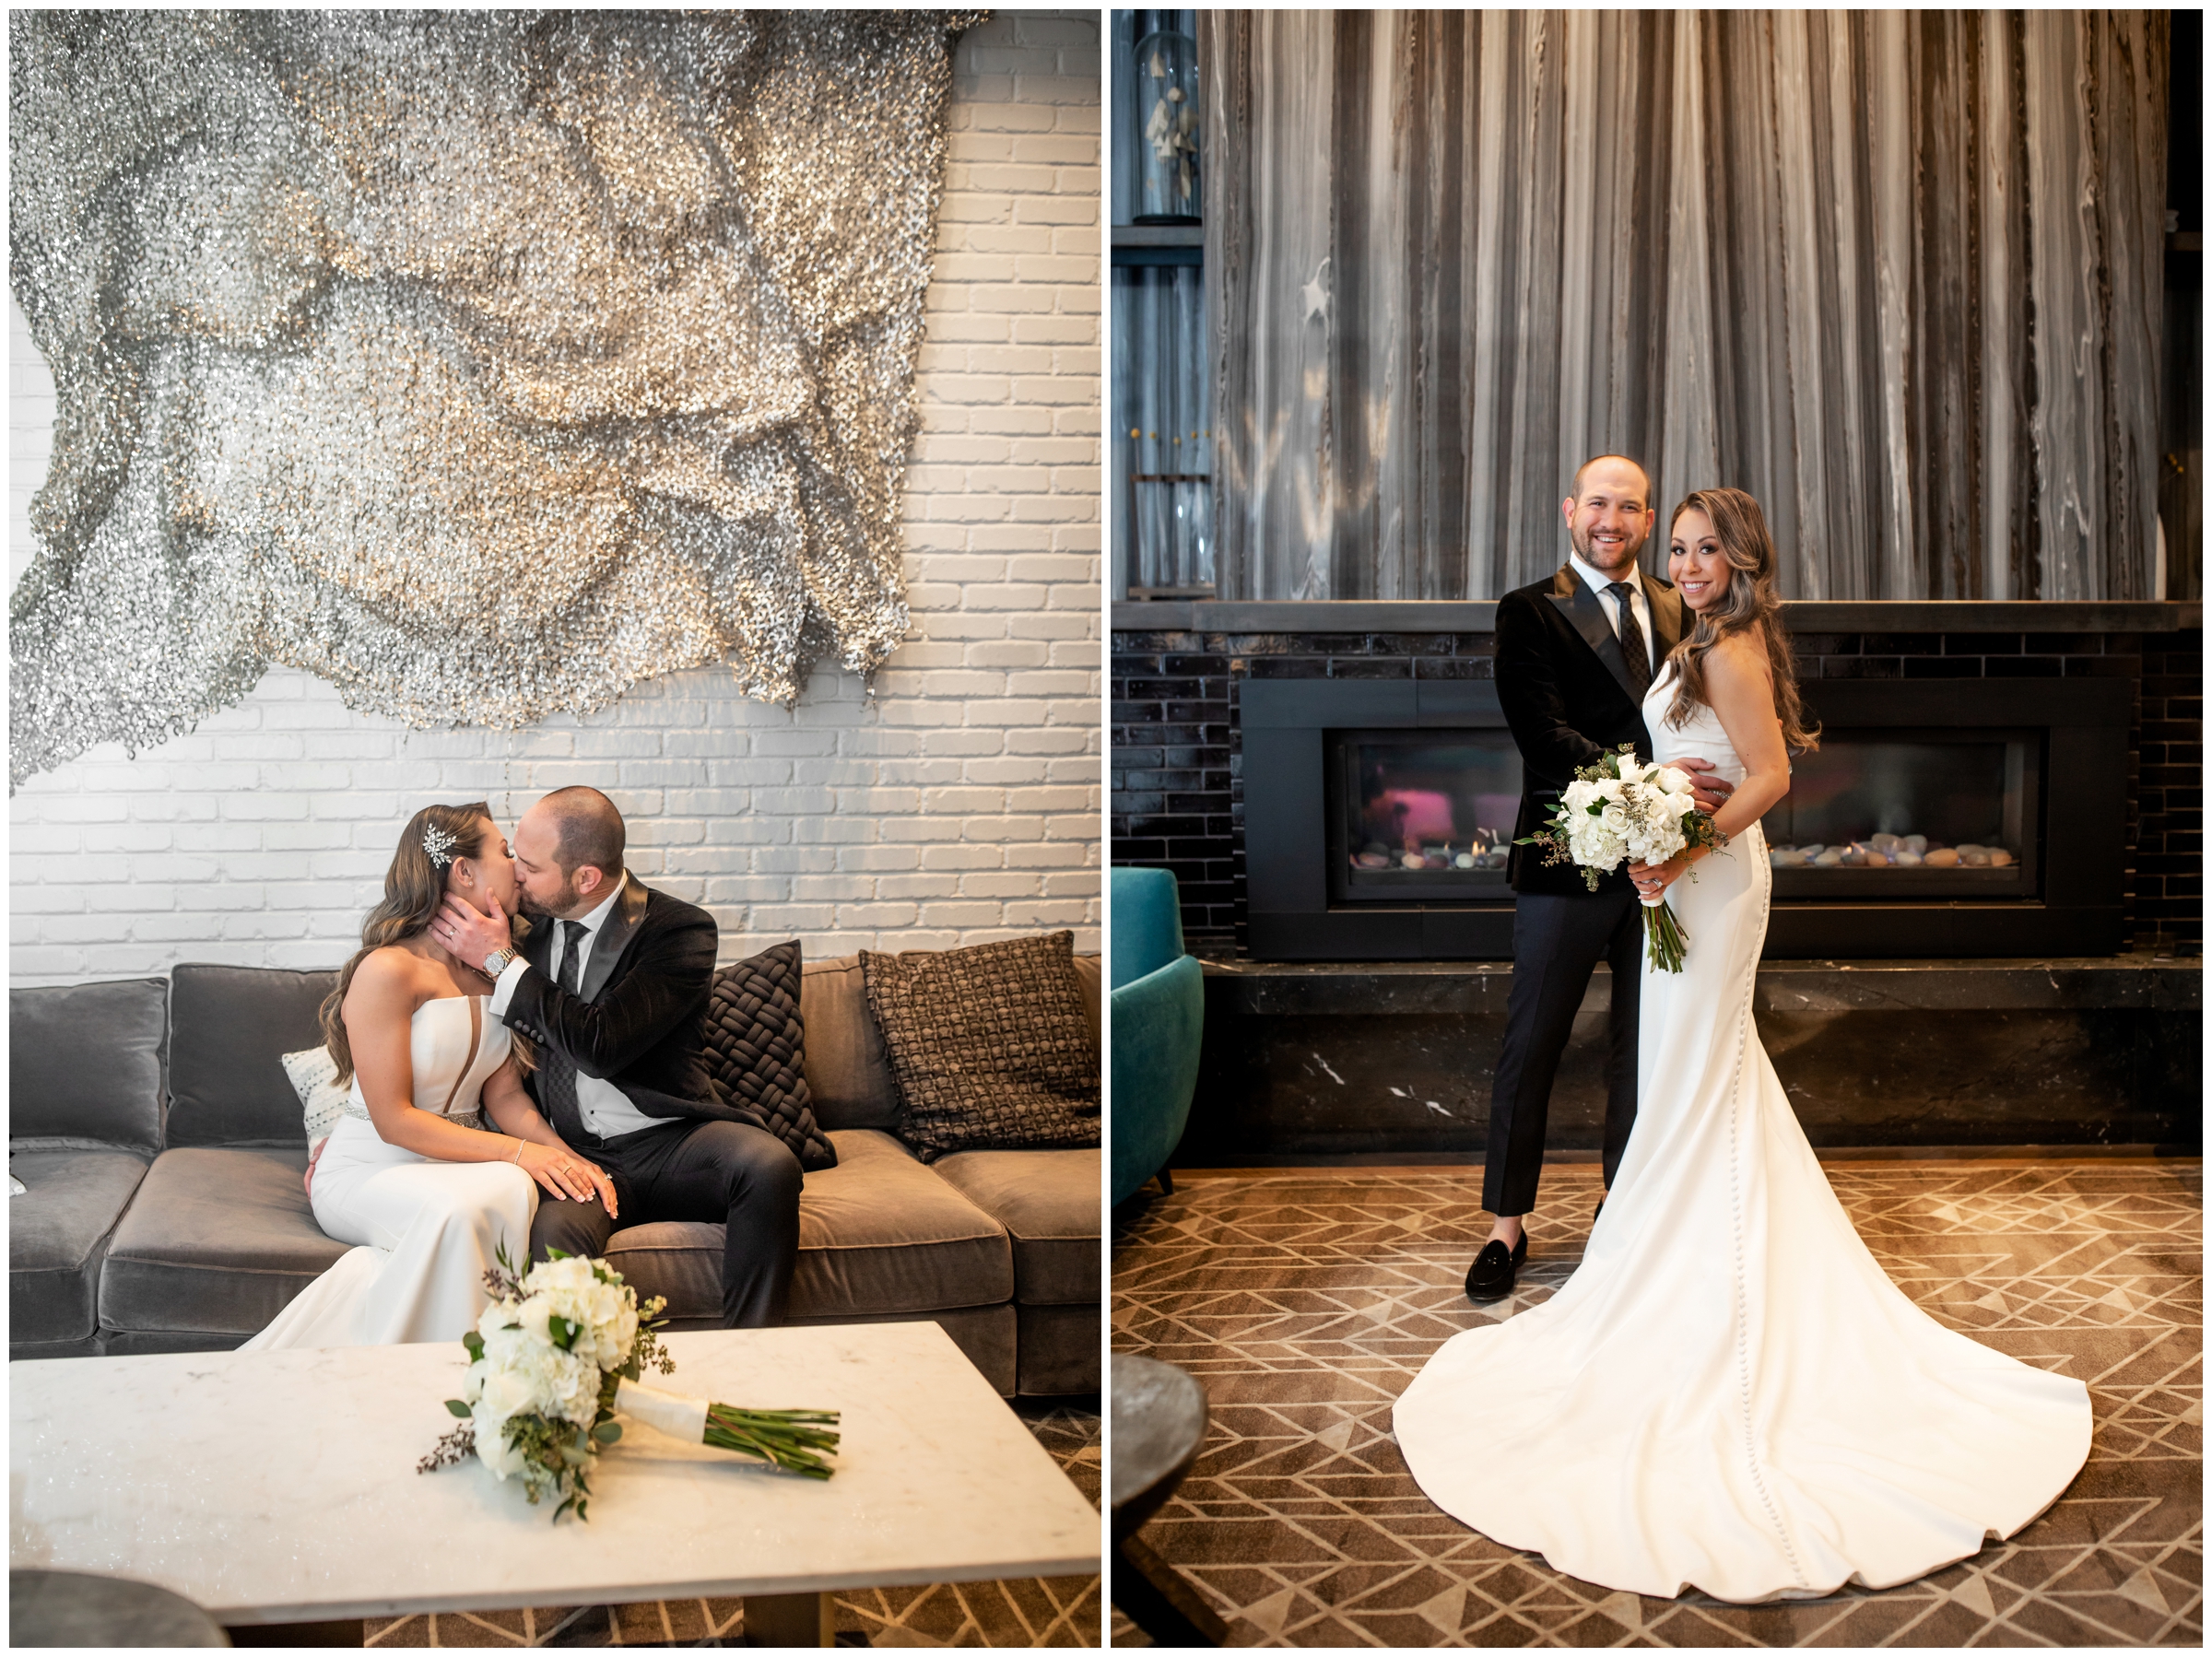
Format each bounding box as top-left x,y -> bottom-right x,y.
1497,565 -> 1687,897
505,875 -> 756,1132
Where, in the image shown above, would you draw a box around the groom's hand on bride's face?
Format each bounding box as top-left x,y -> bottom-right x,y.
436,894 -> 512,970
1675,758 -> 1735,816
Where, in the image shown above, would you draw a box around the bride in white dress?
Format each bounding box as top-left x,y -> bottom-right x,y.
1394,488 -> 2092,1604
244,803 -> 619,1351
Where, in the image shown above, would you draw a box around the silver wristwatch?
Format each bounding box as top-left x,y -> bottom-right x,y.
481,946 -> 517,977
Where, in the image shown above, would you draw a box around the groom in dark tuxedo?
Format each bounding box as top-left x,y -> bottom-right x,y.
435,786 -> 802,1326
1465,455 -> 1731,1302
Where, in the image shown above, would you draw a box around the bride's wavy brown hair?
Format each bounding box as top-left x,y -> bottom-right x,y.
1661,488 -> 1821,755
318,803 -> 534,1085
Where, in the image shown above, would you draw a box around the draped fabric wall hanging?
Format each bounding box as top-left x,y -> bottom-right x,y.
1204,10 -> 2168,603
8,9 -> 977,789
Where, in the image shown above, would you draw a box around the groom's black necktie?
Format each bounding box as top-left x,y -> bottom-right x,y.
536,919 -> 592,1143
1606,582 -> 1652,697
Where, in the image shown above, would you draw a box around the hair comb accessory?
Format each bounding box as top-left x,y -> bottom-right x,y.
422,823 -> 458,869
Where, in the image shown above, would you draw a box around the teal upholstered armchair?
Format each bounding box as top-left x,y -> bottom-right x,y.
1110,867 -> 1205,1207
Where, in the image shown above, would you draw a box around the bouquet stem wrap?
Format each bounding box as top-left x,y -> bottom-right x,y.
614,1379 -> 709,1443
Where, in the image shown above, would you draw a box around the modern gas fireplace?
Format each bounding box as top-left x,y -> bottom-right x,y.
1244,676 -> 2130,959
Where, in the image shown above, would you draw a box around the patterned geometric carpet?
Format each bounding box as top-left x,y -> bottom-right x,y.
361,1400 -> 1100,1647
1110,1160 -> 2202,1648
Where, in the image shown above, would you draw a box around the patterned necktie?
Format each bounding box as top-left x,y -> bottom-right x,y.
1606,582 -> 1652,696
537,920 -> 592,1141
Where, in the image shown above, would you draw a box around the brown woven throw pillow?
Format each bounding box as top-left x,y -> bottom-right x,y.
700,941 -> 836,1172
862,931 -> 1101,1162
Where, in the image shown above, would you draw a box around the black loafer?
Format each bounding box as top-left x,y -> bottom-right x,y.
1464,1232 -> 1529,1302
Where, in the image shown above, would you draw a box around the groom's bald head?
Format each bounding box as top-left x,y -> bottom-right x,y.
1570,453 -> 1652,503
513,786 -> 626,917
537,787 -> 625,882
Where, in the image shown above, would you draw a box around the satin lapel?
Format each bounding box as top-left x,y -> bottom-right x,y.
1546,568 -> 1636,700
1646,579 -> 1685,660
578,873 -> 649,1004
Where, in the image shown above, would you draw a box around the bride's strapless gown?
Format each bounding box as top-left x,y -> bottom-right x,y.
1393,665 -> 2092,1603
243,996 -> 535,1351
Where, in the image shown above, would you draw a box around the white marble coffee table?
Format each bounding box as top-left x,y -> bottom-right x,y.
11,1322 -> 1100,1642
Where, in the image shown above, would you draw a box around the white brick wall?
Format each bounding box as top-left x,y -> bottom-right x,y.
8,12 -> 1101,985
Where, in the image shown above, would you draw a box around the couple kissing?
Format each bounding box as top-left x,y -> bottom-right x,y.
245,787 -> 799,1352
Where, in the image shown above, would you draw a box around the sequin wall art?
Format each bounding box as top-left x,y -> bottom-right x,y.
9,9 -> 981,789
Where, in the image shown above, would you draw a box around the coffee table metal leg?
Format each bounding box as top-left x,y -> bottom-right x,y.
1112,1535 -> 1229,1646
744,1589 -> 835,1646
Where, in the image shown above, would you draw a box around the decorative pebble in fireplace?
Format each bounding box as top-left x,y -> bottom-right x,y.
1770,840 -> 2017,867
1763,731 -> 2037,898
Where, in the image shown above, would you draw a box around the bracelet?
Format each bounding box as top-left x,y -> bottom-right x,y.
509,1141 -> 524,1165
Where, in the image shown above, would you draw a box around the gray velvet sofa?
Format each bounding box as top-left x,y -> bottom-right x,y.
9,951 -> 1102,1398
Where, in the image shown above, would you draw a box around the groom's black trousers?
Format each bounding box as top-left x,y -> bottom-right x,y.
1483,885 -> 1642,1217
528,1118 -> 801,1328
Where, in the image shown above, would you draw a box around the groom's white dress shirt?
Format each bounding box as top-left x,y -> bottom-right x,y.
490,872 -> 659,1139
1568,550 -> 1655,669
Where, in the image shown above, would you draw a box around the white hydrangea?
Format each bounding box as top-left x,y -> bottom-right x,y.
519,1254 -> 641,1373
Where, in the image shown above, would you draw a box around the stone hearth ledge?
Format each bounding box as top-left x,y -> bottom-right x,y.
1198,952 -> 2202,1017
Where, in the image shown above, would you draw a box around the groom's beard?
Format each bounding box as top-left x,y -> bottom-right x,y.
1570,520 -> 1646,577
518,887 -> 568,921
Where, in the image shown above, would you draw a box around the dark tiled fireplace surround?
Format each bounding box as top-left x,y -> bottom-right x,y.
1111,600 -> 2203,1158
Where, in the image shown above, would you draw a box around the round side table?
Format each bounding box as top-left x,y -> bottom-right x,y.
1109,1354 -> 1229,1646
10,1569 -> 229,1647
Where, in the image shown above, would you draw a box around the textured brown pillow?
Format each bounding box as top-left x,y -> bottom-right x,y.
861,932 -> 1102,1162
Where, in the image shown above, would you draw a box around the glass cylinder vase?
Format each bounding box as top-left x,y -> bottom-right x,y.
1130,16 -> 1200,224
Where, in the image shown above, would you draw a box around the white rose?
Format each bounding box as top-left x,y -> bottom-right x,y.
523,1255 -> 594,1296
512,1296 -> 556,1346
480,1321 -> 544,1369
477,1297 -> 524,1342
475,1416 -> 528,1481
477,1362 -> 542,1422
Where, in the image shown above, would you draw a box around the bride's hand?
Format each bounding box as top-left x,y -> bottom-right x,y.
515,1141 -> 618,1216
1627,854 -> 1688,900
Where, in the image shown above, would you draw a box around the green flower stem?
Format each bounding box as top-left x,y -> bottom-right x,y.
701,1405 -> 843,1480
1644,899 -> 1689,973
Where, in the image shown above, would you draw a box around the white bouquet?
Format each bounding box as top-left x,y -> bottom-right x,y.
1519,745 -> 1724,972
419,1248 -> 840,1521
